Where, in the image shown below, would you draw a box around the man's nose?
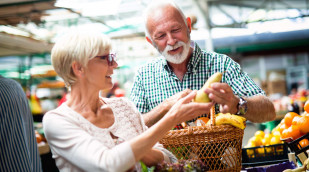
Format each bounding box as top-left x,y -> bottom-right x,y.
166,33 -> 176,45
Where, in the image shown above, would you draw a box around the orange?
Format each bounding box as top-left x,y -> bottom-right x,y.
297,116 -> 309,134
196,117 -> 210,126
255,130 -> 265,138
270,135 -> 282,145
281,129 -> 289,139
304,100 -> 309,113
249,136 -> 263,146
298,138 -> 309,149
272,130 -> 281,137
292,116 -> 301,125
262,133 -> 272,145
302,112 -> 309,117
256,148 -> 265,154
282,125 -> 302,140
244,141 -> 255,157
284,112 -> 299,127
35,131 -> 42,143
278,123 -> 287,135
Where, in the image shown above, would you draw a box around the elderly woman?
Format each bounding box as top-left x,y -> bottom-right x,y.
43,29 -> 213,172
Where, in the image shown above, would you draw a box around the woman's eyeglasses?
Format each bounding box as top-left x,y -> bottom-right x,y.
96,53 -> 117,66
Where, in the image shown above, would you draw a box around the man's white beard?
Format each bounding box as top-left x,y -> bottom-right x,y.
159,40 -> 191,64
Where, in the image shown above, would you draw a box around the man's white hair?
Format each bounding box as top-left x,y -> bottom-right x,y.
143,0 -> 187,40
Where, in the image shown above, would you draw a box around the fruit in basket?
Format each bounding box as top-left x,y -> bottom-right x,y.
298,138 -> 309,149
212,113 -> 246,129
195,117 -> 210,126
193,72 -> 222,103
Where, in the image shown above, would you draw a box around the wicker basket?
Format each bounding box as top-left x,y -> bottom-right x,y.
160,106 -> 245,171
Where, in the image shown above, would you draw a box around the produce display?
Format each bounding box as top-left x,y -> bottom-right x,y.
244,129 -> 284,157
247,100 -> 309,146
244,99 -> 309,167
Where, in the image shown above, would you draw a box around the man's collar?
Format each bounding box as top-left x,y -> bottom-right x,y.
188,41 -> 202,73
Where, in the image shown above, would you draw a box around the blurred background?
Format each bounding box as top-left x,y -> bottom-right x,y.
1,0 -> 309,167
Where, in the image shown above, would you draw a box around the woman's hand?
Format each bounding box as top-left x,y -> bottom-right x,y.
166,90 -> 214,126
140,148 -> 164,167
162,89 -> 192,111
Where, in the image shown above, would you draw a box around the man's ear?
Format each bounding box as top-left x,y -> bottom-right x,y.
186,17 -> 192,33
71,61 -> 84,77
146,36 -> 153,45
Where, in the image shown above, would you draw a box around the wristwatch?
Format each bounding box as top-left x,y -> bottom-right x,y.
236,96 -> 247,116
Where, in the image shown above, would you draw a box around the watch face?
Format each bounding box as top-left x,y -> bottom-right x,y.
237,97 -> 247,115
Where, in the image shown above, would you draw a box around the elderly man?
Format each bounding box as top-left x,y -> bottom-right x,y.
130,0 -> 276,127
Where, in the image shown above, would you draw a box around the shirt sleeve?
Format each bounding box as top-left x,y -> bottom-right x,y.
43,112 -> 136,172
129,100 -> 177,163
222,55 -> 265,97
130,69 -> 150,113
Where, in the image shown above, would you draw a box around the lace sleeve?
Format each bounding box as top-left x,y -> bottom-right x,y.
118,98 -> 178,163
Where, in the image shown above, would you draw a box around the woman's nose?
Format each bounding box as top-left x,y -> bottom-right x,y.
112,61 -> 118,68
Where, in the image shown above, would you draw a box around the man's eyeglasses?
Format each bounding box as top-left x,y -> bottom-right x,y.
96,53 -> 117,66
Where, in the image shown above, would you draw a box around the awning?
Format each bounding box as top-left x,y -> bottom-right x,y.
0,32 -> 53,57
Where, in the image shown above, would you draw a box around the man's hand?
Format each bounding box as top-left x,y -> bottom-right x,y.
204,83 -> 239,114
204,82 -> 276,123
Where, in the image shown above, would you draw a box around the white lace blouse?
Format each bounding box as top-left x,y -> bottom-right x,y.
43,97 -> 175,172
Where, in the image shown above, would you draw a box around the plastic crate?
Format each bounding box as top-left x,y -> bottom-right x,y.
283,133 -> 309,164
242,143 -> 289,168
284,133 -> 309,154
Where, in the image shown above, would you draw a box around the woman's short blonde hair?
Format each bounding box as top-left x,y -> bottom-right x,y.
51,29 -> 111,88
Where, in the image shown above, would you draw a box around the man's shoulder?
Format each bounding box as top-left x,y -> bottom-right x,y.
136,57 -> 165,72
199,49 -> 226,58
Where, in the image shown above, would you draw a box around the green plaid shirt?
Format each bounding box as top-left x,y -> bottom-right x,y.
130,42 -> 265,113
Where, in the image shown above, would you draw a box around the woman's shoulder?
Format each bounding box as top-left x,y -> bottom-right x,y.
43,103 -> 75,124
104,97 -> 140,116
104,97 -> 132,105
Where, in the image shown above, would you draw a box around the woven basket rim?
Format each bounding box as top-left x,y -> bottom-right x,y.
163,124 -> 243,139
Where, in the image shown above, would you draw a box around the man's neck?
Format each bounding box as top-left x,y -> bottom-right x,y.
168,49 -> 193,81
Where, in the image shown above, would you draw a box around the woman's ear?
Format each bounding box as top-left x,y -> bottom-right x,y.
71,61 -> 84,77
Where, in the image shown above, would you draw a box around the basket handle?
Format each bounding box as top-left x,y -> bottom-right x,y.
210,105 -> 216,126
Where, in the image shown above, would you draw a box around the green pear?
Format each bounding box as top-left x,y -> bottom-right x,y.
194,72 -> 222,103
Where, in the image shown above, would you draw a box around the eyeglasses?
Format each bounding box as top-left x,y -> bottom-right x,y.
96,53 -> 117,66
